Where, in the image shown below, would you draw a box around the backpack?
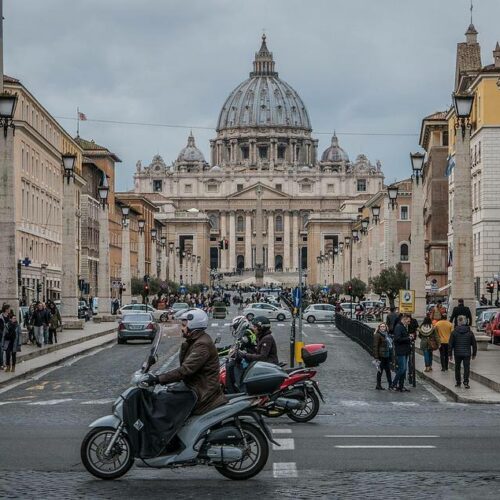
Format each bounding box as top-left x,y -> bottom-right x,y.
432,307 -> 442,321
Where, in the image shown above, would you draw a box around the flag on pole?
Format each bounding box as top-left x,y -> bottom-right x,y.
78,111 -> 87,121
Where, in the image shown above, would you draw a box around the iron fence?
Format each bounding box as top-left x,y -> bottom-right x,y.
335,313 -> 375,355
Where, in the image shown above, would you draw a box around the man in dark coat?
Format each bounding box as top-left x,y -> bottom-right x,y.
143,309 -> 227,415
449,298 -> 473,327
241,316 -> 279,365
391,315 -> 412,392
449,315 -> 477,389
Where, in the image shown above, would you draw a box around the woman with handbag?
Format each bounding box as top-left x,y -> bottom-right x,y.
418,316 -> 440,372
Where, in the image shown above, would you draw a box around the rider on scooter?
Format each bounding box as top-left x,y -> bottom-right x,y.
239,316 -> 279,365
141,309 -> 227,415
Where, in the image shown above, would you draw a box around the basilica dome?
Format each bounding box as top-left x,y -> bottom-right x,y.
321,133 -> 349,162
177,132 -> 205,163
216,35 -> 311,132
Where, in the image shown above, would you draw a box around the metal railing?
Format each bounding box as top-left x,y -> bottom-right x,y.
335,313 -> 375,355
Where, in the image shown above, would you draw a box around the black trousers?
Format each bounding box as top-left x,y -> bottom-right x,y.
48,327 -> 58,343
454,355 -> 471,384
5,350 -> 16,366
439,344 -> 449,370
376,357 -> 392,387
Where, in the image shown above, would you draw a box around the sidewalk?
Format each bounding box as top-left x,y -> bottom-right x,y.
0,320 -> 118,388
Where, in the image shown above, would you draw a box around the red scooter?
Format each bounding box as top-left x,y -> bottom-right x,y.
220,344 -> 327,423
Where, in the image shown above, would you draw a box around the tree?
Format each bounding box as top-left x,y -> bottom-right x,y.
343,278 -> 367,301
369,264 -> 408,308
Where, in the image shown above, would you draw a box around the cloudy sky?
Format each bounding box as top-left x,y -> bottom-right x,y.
4,0 -> 500,190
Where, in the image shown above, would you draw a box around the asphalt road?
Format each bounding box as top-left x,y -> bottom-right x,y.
1,306 -> 500,499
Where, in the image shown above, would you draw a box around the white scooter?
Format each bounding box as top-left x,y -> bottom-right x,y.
81,332 -> 285,481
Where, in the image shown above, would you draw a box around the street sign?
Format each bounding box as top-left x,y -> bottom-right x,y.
179,286 -> 187,294
322,286 -> 328,294
399,289 -> 415,314
203,287 -> 208,293
293,287 -> 301,308
22,257 -> 31,267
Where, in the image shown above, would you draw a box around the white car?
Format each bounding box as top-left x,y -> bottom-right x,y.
302,304 -> 335,323
243,303 -> 292,322
339,303 -> 356,315
118,304 -> 168,322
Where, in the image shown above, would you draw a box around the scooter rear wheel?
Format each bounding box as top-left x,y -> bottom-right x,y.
215,422 -> 269,480
81,426 -> 133,480
287,389 -> 320,423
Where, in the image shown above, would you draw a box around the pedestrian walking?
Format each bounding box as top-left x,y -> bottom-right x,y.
392,315 -> 412,392
2,313 -> 21,373
418,316 -> 440,372
435,314 -> 453,371
449,298 -> 472,327
449,315 -> 477,389
373,323 -> 393,390
31,302 -> 50,348
429,300 -> 446,325
0,304 -> 12,370
48,302 -> 61,344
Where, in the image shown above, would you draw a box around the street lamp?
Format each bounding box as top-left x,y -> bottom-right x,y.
371,205 -> 380,224
98,174 -> 109,207
344,236 -> 351,249
387,185 -> 399,210
452,92 -> 475,138
361,218 -> 369,235
120,205 -> 130,227
151,228 -> 157,242
62,153 -> 76,184
138,219 -> 145,234
351,228 -> 359,241
339,241 -> 344,254
410,152 -> 425,185
160,235 -> 166,248
0,92 -> 18,137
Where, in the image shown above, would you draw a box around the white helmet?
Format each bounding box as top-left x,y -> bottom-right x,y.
179,308 -> 208,331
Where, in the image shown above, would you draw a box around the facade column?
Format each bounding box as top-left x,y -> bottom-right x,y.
97,205 -> 112,317
267,211 -> 275,272
121,221 -> 132,305
245,211 -> 252,270
220,212 -> 227,272
410,179 -> 426,319
0,129 -> 18,314
175,250 -> 181,284
161,247 -> 167,281
283,212 -> 291,272
451,127 -> 475,319
168,247 -> 175,285
292,211 -> 299,271
387,203 -> 398,268
229,211 -> 236,272
137,231 -> 145,278
61,179 -> 83,327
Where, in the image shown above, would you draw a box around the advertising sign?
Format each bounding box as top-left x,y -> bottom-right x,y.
399,289 -> 415,314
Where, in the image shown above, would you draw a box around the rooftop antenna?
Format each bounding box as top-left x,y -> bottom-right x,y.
470,0 -> 474,25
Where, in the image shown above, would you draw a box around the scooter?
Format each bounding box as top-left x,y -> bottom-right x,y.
81,333 -> 281,481
220,344 -> 327,423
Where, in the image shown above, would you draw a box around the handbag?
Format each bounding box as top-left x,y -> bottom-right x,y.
428,335 -> 438,351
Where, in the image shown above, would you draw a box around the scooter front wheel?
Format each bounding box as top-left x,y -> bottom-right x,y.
215,422 -> 269,480
81,426 -> 133,480
287,389 -> 320,423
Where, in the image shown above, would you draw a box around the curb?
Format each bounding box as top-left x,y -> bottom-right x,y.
0,331 -> 117,389
17,326 -> 117,364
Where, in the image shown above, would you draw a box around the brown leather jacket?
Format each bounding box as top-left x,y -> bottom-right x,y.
158,330 -> 227,415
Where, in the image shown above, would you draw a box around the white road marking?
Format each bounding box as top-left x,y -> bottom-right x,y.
0,401 -> 16,406
325,435 -> 440,439
81,398 -> 115,405
317,324 -> 325,329
327,334 -> 344,338
272,428 -> 292,434
303,324 -> 311,328
302,331 -> 308,338
340,400 -> 370,407
277,323 -> 285,326
28,398 -> 74,406
273,462 -> 298,478
223,323 -> 230,326
272,438 -> 295,451
391,402 -> 419,407
158,349 -> 180,372
420,380 -> 448,403
335,445 -> 436,449
211,323 -> 219,327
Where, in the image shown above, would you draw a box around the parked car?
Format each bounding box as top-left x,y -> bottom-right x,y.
117,312 -> 158,344
118,304 -> 167,322
477,309 -> 500,332
360,300 -> 385,310
302,304 -> 335,323
168,302 -> 190,316
339,303 -> 356,315
243,303 -> 292,322
475,305 -> 496,328
266,295 -> 281,307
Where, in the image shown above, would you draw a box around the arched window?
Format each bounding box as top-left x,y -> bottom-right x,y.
275,255 -> 283,271
275,215 -> 283,232
237,215 -> 244,232
400,243 -> 409,262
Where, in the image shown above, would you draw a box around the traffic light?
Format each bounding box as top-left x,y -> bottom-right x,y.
486,282 -> 495,294
143,284 -> 150,296
37,282 -> 42,293
224,239 -> 229,250
219,240 -> 224,249
348,284 -> 353,295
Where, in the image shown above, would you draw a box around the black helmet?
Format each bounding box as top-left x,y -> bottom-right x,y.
251,315 -> 271,331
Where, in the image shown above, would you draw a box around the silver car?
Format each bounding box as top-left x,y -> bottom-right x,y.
243,303 -> 292,322
118,304 -> 168,322
302,304 -> 335,323
117,312 -> 159,344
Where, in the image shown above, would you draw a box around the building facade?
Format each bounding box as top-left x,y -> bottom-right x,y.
134,36 -> 384,285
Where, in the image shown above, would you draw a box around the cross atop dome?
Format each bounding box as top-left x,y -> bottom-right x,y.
251,34 -> 278,77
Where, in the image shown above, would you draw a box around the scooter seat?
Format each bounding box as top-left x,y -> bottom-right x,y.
226,393 -> 247,401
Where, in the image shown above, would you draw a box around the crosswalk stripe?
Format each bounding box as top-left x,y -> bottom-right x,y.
317,324 -> 325,329
325,435 -> 440,438
223,323 -> 230,326
273,438 -> 295,451
211,323 -> 219,327
304,324 -> 311,328
272,428 -> 292,434
335,445 -> 436,449
273,462 -> 298,478
277,323 -> 285,326
28,398 -> 73,406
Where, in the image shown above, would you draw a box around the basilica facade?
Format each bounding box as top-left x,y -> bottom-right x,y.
134,36 -> 384,285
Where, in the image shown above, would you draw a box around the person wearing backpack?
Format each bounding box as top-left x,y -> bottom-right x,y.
430,300 -> 445,325
2,312 -> 21,373
418,316 -> 440,372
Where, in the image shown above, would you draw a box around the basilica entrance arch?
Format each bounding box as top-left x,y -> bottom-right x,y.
237,255 -> 245,270
275,255 -> 283,271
